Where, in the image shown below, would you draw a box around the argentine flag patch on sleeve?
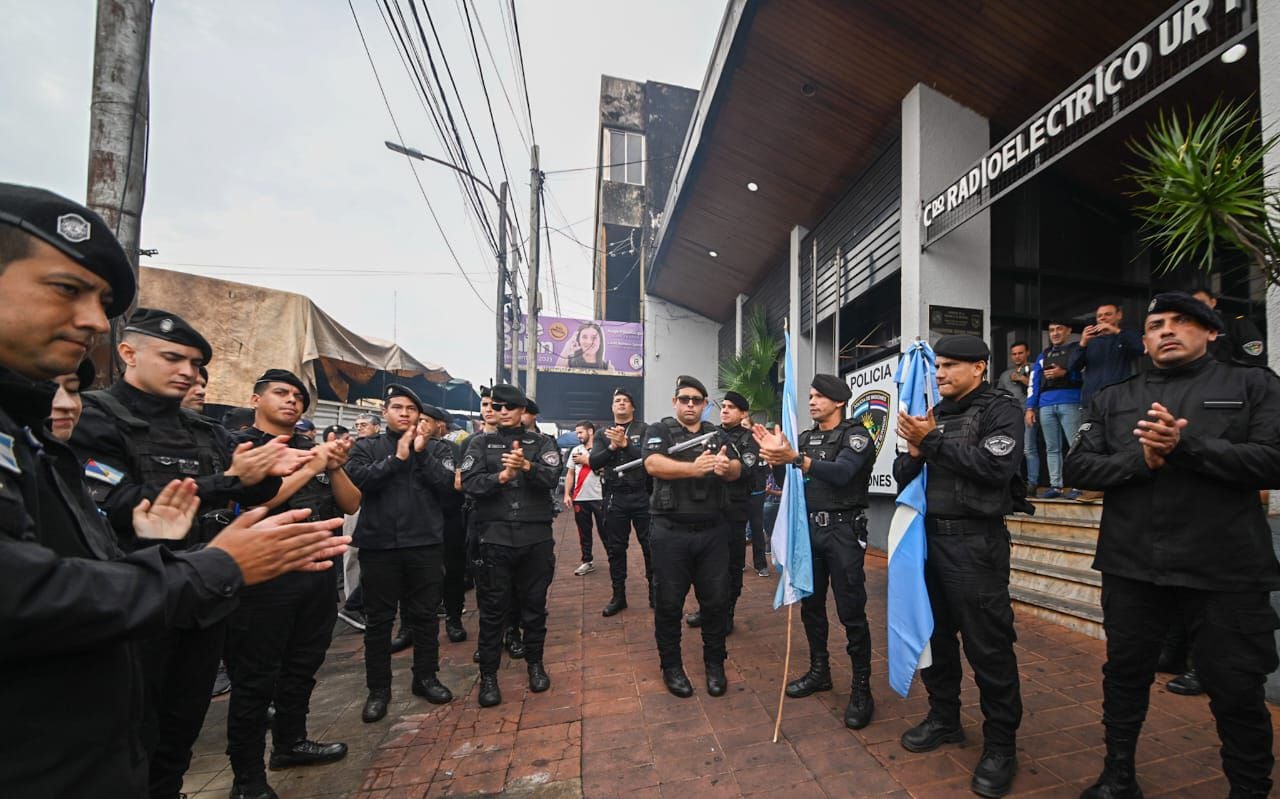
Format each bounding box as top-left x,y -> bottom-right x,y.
84,458 -> 125,486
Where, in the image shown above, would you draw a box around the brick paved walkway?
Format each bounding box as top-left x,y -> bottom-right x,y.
184,516 -> 1276,798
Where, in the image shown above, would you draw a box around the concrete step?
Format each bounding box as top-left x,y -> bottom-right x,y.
1011,585 -> 1105,640
1025,497 -> 1104,522
1009,531 -> 1097,556
1006,516 -> 1101,546
1011,541 -> 1095,573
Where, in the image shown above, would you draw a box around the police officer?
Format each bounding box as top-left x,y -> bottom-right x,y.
420,403 -> 469,644
1065,292 -> 1280,799
755,374 -> 876,730
1192,286 -> 1267,366
345,384 -> 456,723
643,375 -> 741,698
0,183 -> 348,799
72,308 -> 314,799
461,384 -> 561,707
686,390 -> 760,634
589,387 -> 652,616
893,334 -> 1024,799
225,369 -> 361,799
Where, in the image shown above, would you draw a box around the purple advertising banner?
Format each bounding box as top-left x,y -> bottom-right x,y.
504,315 -> 644,376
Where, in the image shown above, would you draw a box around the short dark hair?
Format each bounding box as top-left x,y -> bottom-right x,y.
575,420 -> 594,431
1096,301 -> 1122,311
1010,341 -> 1029,351
1190,286 -> 1216,299
0,226 -> 32,271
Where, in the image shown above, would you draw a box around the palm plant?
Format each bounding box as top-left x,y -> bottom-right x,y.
1128,99 -> 1280,283
719,307 -> 782,424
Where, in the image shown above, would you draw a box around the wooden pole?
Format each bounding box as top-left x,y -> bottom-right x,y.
772,602 -> 793,743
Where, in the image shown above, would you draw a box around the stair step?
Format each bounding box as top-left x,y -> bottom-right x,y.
1010,584 -> 1104,624
1006,518 -> 1101,544
1009,532 -> 1097,556
1011,545 -> 1096,575
1025,498 -> 1104,521
1010,557 -> 1101,587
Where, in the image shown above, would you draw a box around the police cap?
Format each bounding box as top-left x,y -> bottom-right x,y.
525,398 -> 540,416
1146,291 -> 1224,333
480,385 -> 492,399
295,418 -> 316,433
933,334 -> 990,363
675,375 -> 707,398
385,383 -> 424,412
254,368 -> 311,411
810,374 -> 851,403
0,183 -> 136,317
490,383 -> 527,408
420,404 -> 450,423
124,308 -> 214,365
722,390 -> 750,412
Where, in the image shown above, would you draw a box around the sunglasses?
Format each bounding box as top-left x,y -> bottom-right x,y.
674,394 -> 705,405
491,402 -> 516,411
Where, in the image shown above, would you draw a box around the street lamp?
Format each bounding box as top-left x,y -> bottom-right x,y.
385,141 -> 514,385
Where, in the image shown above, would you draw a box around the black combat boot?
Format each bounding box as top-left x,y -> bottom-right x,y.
504,627 -> 526,659
477,673 -> 502,708
705,661 -> 727,697
1080,736 -> 1142,799
1166,667 -> 1202,696
785,653 -> 832,698
843,671 -> 874,730
900,713 -> 965,753
662,666 -> 694,698
445,617 -> 467,643
527,662 -> 551,693
685,610 -> 702,627
971,749 -> 1017,798
361,690 -> 390,723
411,675 -> 453,704
602,591 -> 627,617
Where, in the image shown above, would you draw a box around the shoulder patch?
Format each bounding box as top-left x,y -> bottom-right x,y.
1243,340 -> 1264,357
460,454 -> 476,471
0,432 -> 20,475
84,458 -> 124,485
982,434 -> 1017,457
742,451 -> 757,467
849,434 -> 868,452
541,450 -> 561,466
442,456 -> 455,471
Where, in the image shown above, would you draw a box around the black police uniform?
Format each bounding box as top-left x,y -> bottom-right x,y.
430,435 -> 469,638
588,417 -> 653,610
892,381 -> 1025,757
786,412 -> 876,727
461,417 -> 562,688
1065,326 -> 1280,796
224,425 -> 342,788
344,402 -> 455,703
72,375 -> 281,799
719,422 -> 760,617
745,449 -> 770,574
0,367 -> 243,799
1208,309 -> 1267,367
643,418 -> 739,680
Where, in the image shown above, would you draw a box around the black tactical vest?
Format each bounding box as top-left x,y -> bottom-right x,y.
274,435 -> 339,522
721,424 -> 754,505
926,392 -> 1012,518
471,428 -> 554,524
649,419 -> 727,519
599,419 -> 649,492
799,420 -> 870,512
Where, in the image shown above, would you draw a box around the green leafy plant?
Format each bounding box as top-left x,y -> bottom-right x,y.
719,307 -> 782,424
1128,99 -> 1280,283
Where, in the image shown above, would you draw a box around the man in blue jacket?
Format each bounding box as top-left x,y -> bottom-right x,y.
1025,320 -> 1083,499
1077,302 -> 1144,407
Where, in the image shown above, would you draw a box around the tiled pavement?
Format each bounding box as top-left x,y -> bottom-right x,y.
184,516 -> 1278,798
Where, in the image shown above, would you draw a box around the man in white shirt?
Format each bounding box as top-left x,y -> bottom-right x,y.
565,420 -> 605,576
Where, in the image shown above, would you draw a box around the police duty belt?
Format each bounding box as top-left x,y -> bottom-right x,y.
613,430 -> 720,474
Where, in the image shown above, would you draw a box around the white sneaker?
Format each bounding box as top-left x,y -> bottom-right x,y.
573,561 -> 595,576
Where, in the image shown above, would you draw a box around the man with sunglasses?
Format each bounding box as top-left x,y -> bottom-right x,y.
461,384 -> 562,707
589,387 -> 653,616
643,375 -> 741,698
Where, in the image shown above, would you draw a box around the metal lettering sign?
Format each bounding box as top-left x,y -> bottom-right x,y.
922,0 -> 1255,248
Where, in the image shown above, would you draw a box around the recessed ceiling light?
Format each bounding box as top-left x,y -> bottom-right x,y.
708,250 -> 718,258
1221,43 -> 1248,63
800,82 -> 816,97
746,181 -> 759,192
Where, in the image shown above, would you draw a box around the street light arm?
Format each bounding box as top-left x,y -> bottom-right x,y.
384,141 -> 499,203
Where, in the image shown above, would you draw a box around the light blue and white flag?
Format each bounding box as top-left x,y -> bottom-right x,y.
771,330 -> 812,608
886,340 -> 938,697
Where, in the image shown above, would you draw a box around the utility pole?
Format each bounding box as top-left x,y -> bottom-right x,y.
524,145 -> 542,396
495,181 -> 508,383
86,0 -> 152,386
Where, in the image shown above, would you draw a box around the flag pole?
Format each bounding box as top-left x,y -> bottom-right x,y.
773,603 -> 793,743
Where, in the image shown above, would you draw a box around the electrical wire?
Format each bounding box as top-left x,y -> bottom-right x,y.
539,183 -> 561,315
543,153 -> 677,176
507,0 -> 537,145
463,0 -> 530,150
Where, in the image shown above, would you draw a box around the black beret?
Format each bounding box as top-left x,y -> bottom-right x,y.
810,374 -> 852,403
420,403 -> 450,423
490,383 -> 527,408
254,368 -> 311,411
1146,291 -> 1224,333
612,387 -> 635,404
124,308 -> 213,365
0,183 -> 136,317
385,383 -> 424,412
321,424 -> 349,440
933,334 -> 990,362
675,375 -> 707,398
222,407 -> 255,431
722,391 -> 750,412
525,398 -> 540,416
480,385 -> 492,398
75,357 -> 96,389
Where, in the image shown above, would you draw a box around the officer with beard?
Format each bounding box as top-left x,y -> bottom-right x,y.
461,384 -> 561,707
893,335 -> 1024,798
755,374 -> 876,730
1066,293 -> 1280,799
589,387 -> 652,616
643,375 -> 740,698
224,369 -> 361,799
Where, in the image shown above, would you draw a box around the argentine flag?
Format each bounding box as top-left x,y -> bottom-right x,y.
771,331 -> 812,608
886,340 -> 938,697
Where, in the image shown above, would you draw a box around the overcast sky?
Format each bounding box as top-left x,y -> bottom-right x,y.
0,0 -> 724,384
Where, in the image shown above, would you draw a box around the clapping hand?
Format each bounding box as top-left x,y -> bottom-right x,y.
500,442 -> 529,482
752,423 -> 797,466
692,447 -> 718,475
1134,401 -> 1187,470
896,410 -> 936,458
604,425 -> 628,450
132,478 -> 200,541
227,437 -> 313,484
711,445 -> 733,477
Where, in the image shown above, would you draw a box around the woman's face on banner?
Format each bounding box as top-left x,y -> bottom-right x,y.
578,325 -> 601,359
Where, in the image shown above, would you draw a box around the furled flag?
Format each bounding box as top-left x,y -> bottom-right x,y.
886,340 -> 939,697
771,330 -> 812,609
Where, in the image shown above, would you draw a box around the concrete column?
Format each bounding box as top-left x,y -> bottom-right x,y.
788,225 -> 813,390
900,84 -> 991,348
735,292 -> 748,355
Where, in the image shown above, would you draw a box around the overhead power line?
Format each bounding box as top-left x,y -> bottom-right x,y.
507,0 -> 537,145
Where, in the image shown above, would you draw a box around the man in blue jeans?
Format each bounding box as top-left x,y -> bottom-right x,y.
1025,321 -> 1082,499
997,342 -> 1038,493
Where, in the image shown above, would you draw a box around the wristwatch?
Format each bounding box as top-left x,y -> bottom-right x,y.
791,453 -> 805,468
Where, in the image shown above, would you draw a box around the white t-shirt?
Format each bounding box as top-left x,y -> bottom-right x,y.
568,444 -> 603,501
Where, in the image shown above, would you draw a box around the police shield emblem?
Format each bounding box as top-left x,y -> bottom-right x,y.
541,450 -> 561,466
982,435 -> 1017,457
849,389 -> 890,457
1244,340 -> 1264,357
56,213 -> 91,243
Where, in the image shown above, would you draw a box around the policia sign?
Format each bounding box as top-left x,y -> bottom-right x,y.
922,0 -> 1255,247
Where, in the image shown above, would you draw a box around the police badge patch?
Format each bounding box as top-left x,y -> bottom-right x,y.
1244,340 -> 1265,357
982,435 -> 1017,457
849,389 -> 890,457
460,455 -> 476,471
541,450 -> 561,466
442,457 -> 455,471
56,213 -> 91,243
742,452 -> 756,467
850,434 -> 868,452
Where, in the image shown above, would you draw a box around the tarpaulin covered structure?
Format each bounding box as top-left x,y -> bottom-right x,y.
138,267 -> 470,410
